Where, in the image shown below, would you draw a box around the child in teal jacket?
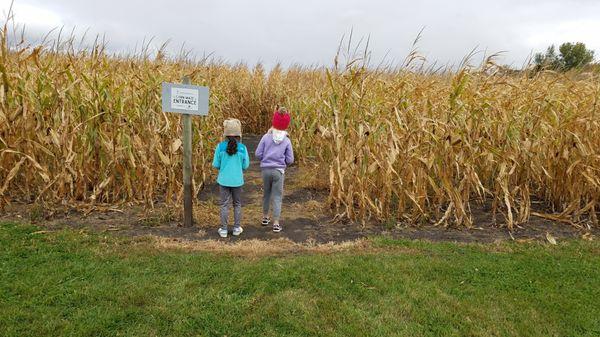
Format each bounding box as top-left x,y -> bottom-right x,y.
212,119 -> 250,238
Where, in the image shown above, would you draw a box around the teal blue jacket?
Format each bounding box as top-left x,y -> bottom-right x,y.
212,141 -> 250,187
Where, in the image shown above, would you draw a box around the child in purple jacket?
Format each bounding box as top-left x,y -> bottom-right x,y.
255,107 -> 294,232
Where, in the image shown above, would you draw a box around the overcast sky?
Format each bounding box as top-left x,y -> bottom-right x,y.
1,0 -> 599,68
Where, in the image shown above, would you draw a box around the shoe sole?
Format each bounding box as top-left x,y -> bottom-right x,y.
273,228 -> 282,233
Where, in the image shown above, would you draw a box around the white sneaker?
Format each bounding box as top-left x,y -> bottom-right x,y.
218,228 -> 228,238
233,227 -> 244,236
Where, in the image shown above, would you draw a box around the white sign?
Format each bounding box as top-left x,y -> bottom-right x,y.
171,87 -> 199,111
161,82 -> 209,116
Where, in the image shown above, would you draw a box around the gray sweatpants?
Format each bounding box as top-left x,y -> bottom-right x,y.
262,168 -> 284,219
219,185 -> 242,230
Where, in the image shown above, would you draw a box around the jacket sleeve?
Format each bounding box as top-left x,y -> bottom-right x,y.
242,146 -> 250,171
285,139 -> 294,166
212,145 -> 220,169
255,136 -> 265,160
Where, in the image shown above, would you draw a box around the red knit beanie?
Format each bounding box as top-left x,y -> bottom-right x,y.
272,108 -> 291,130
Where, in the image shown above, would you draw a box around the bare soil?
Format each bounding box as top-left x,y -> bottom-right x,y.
1,135 -> 597,244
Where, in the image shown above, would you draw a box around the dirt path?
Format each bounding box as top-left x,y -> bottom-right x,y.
2,134 -> 597,244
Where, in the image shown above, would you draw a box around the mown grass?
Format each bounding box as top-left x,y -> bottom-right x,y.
1,222 -> 599,337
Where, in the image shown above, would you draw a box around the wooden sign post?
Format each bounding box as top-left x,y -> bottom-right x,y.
161,77 -> 209,227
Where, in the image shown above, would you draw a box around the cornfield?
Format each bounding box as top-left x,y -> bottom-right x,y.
1,23 -> 599,229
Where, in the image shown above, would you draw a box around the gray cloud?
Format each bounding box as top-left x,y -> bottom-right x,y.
3,0 -> 599,68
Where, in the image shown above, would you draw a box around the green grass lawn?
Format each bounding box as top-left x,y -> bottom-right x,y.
1,222 -> 599,337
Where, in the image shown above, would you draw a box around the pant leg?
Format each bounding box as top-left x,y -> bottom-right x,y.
219,185 -> 232,230
271,170 -> 284,220
231,186 -> 242,228
262,169 -> 273,215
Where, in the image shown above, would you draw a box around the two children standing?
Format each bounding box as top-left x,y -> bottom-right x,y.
212,107 -> 294,238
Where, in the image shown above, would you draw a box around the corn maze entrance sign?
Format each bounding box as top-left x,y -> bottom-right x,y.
161,78 -> 209,227
161,82 -> 209,115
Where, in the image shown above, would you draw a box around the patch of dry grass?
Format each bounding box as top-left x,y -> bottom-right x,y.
150,236 -> 415,257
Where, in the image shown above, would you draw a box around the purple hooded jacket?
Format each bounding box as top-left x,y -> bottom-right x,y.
255,133 -> 294,169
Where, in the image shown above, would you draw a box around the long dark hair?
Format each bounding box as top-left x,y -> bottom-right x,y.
226,136 -> 240,155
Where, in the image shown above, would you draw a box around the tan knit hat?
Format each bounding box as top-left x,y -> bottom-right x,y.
223,118 -> 242,137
